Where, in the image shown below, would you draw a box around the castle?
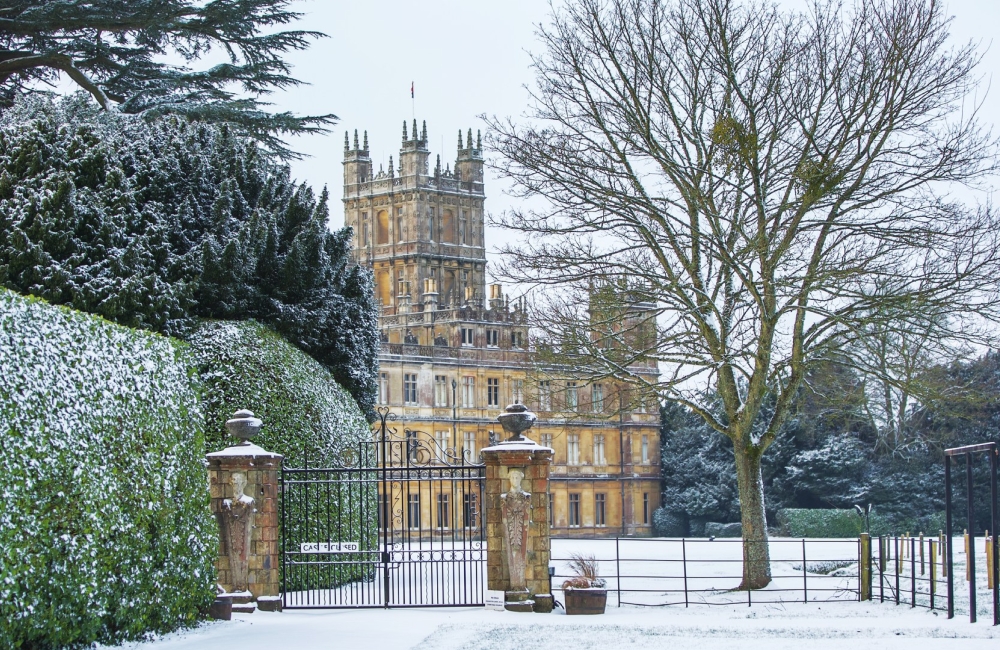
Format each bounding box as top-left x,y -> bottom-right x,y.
342,121 -> 660,537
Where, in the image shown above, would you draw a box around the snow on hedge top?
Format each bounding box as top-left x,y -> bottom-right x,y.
188,319 -> 370,465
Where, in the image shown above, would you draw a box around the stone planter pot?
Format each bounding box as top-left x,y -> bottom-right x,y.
563,588 -> 607,615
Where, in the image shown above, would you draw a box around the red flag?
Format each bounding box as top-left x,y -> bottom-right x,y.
410,82 -> 414,99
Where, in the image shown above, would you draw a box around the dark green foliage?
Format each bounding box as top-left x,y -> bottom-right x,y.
776,509 -> 863,538
187,319 -> 371,465
186,319 -> 377,591
0,0 -> 334,158
0,96 -> 379,419
0,288 -> 216,648
660,355 -> 1000,536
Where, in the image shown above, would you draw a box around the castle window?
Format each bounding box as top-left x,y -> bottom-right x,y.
461,376 -> 476,408
376,210 -> 390,244
643,493 -> 650,525
442,209 -> 455,243
487,377 -> 500,407
512,379 -> 524,405
567,434 -> 580,465
593,434 -> 606,465
595,493 -> 606,527
408,493 -> 420,529
459,210 -> 468,244
538,381 -> 552,411
511,331 -> 524,348
548,493 -> 554,527
461,327 -> 474,347
541,433 -> 552,449
463,431 -> 476,463
378,372 -> 389,404
463,493 -> 477,528
569,493 -> 581,527
435,430 -> 449,461
566,382 -> 578,410
434,375 -> 449,407
591,384 -> 604,412
404,373 -> 418,405
436,493 -> 450,529
486,329 -> 499,347
641,435 -> 649,464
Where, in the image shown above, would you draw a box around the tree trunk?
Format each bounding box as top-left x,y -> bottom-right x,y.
734,444 -> 772,589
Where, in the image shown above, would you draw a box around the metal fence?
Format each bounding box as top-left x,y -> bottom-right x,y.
550,537 -> 861,607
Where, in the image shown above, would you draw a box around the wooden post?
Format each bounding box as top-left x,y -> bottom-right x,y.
988,531 -> 995,590
860,533 -> 872,601
965,529 -> 971,582
930,539 -> 938,609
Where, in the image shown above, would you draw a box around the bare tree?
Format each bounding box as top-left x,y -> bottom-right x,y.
487,0 -> 1000,588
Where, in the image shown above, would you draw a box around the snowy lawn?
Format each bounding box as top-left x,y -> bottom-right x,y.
106,537 -> 998,649
108,601 -> 999,650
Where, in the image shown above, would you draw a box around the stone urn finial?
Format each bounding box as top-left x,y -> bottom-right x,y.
497,403 -> 537,442
225,409 -> 262,445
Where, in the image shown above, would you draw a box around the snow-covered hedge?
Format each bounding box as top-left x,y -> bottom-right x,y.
0,288 -> 216,648
187,319 -> 371,463
776,509 -> 863,538
187,320 -> 376,591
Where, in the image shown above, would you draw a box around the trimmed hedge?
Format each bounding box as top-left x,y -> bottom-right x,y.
186,320 -> 375,590
186,320 -> 371,465
0,288 -> 216,648
776,508 -> 863,538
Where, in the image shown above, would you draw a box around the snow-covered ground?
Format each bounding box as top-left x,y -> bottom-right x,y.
106,537 -> 998,649
110,601 -> 999,650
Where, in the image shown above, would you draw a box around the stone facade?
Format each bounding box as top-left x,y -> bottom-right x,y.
343,122 -> 661,537
207,444 -> 282,599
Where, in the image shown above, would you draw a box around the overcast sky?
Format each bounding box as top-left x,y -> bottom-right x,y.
269,0 -> 1000,277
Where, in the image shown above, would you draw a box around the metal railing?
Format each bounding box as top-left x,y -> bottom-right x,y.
550,537 -> 861,607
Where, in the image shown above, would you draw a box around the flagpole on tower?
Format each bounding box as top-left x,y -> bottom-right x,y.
411,81 -> 415,121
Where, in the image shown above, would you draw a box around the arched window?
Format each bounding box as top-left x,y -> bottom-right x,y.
376,270 -> 392,305
376,210 -> 390,244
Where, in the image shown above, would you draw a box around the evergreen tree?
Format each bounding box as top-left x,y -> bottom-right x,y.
0,95 -> 378,417
0,0 -> 333,158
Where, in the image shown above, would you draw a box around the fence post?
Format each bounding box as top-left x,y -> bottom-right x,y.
920,532 -> 925,575
879,536 -> 885,603
968,452 -> 978,624
802,539 -> 808,603
930,539 -> 937,610
911,536 -> 916,608
682,537 -> 689,608
860,533 -> 871,601
894,536 -> 900,605
615,536 -> 621,608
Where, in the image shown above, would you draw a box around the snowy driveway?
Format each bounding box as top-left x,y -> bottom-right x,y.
112,601 -> 999,650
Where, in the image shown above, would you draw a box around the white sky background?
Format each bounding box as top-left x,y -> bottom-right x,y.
267,0 -> 1000,284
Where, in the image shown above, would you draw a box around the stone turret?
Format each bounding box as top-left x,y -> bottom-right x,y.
455,128 -> 483,186
343,129 -> 371,188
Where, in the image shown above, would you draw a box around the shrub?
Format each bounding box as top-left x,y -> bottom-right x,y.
652,508 -> 686,537
0,95 -> 379,419
185,320 -> 375,590
776,508 -> 863,538
0,288 -> 216,648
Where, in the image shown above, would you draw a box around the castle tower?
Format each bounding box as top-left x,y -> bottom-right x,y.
343,121 -> 489,336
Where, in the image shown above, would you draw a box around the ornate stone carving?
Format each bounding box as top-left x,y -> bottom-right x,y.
501,468 -> 531,591
223,471 -> 256,591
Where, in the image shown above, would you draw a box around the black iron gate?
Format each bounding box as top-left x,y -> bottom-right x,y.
280,409 -> 486,608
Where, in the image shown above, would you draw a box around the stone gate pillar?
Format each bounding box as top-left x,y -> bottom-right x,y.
482,404 -> 554,613
206,409 -> 283,611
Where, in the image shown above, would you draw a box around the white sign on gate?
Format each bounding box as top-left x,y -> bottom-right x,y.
299,541 -> 360,554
